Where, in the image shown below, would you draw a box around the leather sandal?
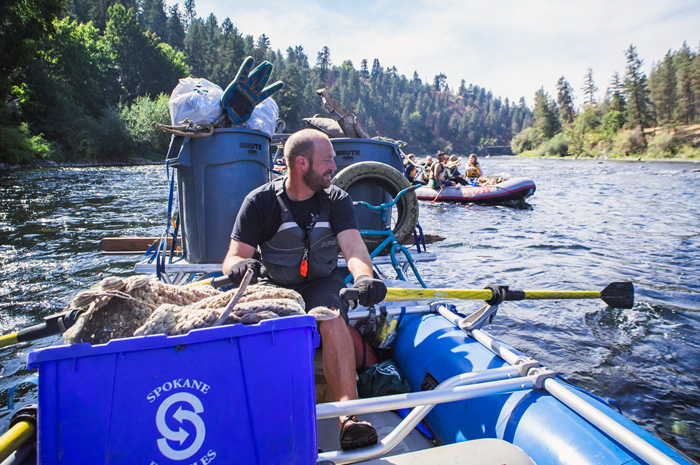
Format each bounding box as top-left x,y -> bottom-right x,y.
339,415 -> 378,450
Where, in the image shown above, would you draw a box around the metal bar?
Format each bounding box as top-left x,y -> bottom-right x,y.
346,305 -> 433,321
316,375 -> 532,420
435,304 -> 526,365
544,379 -> 681,465
318,367 -> 527,464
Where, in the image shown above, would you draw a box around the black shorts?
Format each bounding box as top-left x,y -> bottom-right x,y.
260,271 -> 350,321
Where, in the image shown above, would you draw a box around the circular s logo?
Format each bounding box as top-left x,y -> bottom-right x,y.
156,392 -> 206,461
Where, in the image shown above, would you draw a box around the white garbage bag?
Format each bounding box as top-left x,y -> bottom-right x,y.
169,77 -> 224,126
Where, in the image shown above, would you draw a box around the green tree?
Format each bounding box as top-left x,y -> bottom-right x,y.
433,73 -> 447,92
607,72 -> 626,113
649,50 -> 676,125
316,46 -> 332,84
165,4 -> 185,49
556,76 -> 575,124
103,4 -> 188,102
0,0 -> 64,108
253,33 -> 270,62
533,88 -> 560,139
582,67 -> 597,107
673,42 -> 696,125
183,0 -> 196,31
140,0 -> 168,40
623,44 -> 651,131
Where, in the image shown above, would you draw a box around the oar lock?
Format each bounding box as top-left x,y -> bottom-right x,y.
10,404 -> 37,433
484,285 -> 525,305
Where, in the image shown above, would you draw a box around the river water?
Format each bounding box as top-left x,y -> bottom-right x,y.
1,158 -> 699,462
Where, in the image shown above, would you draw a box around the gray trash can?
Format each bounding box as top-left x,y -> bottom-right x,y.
170,128 -> 270,263
331,138 -> 405,232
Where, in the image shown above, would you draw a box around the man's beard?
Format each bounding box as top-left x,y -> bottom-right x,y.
303,160 -> 333,191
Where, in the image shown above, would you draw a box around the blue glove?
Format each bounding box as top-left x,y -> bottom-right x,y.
227,258 -> 262,286
221,56 -> 284,124
352,275 -> 387,307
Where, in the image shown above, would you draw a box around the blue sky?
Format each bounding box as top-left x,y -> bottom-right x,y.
180,0 -> 700,108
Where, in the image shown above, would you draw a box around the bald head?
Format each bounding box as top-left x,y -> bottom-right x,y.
284,129 -> 330,169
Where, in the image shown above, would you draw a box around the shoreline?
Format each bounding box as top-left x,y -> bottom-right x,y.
2,154 -> 700,173
0,157 -> 164,172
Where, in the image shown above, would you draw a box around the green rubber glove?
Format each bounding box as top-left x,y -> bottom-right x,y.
221,56 -> 284,124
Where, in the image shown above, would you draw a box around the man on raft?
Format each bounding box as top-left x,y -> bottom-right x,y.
222,129 -> 387,450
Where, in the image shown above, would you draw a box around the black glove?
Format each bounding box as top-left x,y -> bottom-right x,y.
352,275 -> 387,307
227,258 -> 262,286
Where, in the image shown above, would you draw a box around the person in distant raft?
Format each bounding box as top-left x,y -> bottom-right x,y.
444,154 -> 469,186
403,153 -> 418,184
222,128 -> 386,450
428,152 -> 454,189
465,153 -> 482,184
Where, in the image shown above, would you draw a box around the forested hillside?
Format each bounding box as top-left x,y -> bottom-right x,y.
513,44 -> 700,159
1,0 -> 699,165
0,0 -> 530,164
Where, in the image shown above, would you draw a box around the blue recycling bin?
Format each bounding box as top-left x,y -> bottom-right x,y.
28,316 -> 320,465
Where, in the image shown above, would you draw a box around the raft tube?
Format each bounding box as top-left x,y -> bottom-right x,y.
393,313 -> 690,465
415,177 -> 536,204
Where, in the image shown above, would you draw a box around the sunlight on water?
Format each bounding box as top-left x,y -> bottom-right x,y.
0,160 -> 699,460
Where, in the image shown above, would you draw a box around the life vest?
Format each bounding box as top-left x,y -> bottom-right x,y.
421,162 -> 433,181
259,179 -> 340,285
465,163 -> 482,178
404,160 -> 417,179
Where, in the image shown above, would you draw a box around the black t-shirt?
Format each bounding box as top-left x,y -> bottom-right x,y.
231,180 -> 359,248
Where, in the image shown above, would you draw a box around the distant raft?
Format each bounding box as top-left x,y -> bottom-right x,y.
415,176 -> 536,204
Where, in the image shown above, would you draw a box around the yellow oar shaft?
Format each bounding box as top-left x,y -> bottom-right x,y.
385,288 -> 492,301
0,333 -> 19,349
385,288 -> 602,301
185,277 -> 213,288
0,421 -> 35,462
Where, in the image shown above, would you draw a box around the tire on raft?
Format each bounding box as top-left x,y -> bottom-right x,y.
332,161 -> 418,255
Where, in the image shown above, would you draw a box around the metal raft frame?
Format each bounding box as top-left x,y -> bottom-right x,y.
316,303 -> 683,465
133,252 -> 437,287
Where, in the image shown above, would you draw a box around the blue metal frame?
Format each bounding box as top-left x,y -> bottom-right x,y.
348,185 -> 427,288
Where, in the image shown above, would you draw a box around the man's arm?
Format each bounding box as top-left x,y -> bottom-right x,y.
222,239 -> 257,275
336,229 -> 374,278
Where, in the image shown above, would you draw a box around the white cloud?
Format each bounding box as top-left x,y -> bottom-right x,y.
176,0 -> 700,107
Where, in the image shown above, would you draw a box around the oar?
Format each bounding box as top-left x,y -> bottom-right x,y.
0,309 -> 85,349
431,184 -> 445,204
341,282 -> 634,309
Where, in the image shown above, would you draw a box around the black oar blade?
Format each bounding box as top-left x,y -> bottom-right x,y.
601,282 -> 634,309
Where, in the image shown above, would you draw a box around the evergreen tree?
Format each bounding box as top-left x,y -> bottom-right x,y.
582,68 -> 597,107
370,59 -> 382,80
183,0 -> 196,31
607,72 -> 626,113
165,4 -> 186,49
254,34 -> 270,62
360,59 -> 369,79
140,0 -> 168,40
0,0 -> 64,107
316,46 -> 331,84
623,44 -> 651,130
556,76 -> 575,124
533,88 -> 560,139
649,50 -> 676,125
674,42 -> 696,125
104,4 -> 188,102
433,73 -> 447,92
